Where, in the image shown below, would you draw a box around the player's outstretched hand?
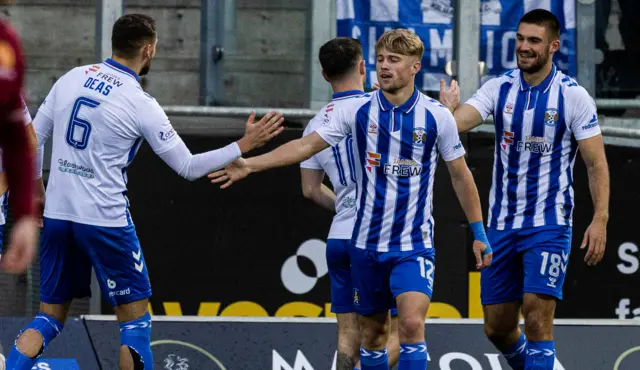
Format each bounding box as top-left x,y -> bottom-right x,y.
473,240 -> 492,270
208,158 -> 249,189
580,218 -> 607,266
238,111 -> 285,153
0,216 -> 38,274
439,79 -> 460,113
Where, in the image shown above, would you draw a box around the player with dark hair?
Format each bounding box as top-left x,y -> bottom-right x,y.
7,13 -> 283,370
301,37 -> 400,370
211,29 -> 492,370
441,9 -> 609,370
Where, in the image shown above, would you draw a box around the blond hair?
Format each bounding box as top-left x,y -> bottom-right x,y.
375,29 -> 424,59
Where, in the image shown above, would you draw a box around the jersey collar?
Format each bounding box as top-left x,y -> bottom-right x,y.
332,89 -> 365,100
519,63 -> 556,93
377,87 -> 420,113
104,58 -> 140,81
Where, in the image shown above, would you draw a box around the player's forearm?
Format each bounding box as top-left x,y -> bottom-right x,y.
164,141 -> 242,181
309,184 -> 337,212
586,158 -> 610,222
248,138 -> 315,174
451,166 -> 483,223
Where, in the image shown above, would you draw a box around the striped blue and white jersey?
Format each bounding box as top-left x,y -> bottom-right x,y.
300,90 -> 364,240
465,64 -> 601,231
316,88 -> 465,252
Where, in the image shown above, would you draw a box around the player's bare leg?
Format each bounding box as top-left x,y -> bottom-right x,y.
336,312 -> 360,370
396,292 -> 430,369
357,311 -> 390,369
351,313 -> 399,370
115,298 -> 153,370
522,293 -> 556,369
387,315 -> 400,368
483,301 -> 526,369
483,301 -> 522,350
7,302 -> 70,369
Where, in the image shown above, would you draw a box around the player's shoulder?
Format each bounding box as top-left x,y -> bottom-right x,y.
553,70 -> 593,104
417,92 -> 454,121
332,91 -> 373,113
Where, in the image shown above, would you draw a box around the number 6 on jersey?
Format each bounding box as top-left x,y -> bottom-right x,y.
66,97 -> 100,150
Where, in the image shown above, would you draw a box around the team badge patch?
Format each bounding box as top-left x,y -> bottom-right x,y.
412,128 -> 427,147
353,288 -> 361,306
544,108 -> 559,126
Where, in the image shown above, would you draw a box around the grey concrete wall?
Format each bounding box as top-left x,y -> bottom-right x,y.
2,0 -> 310,112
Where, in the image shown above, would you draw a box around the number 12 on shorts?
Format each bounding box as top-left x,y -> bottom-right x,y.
417,256 -> 435,290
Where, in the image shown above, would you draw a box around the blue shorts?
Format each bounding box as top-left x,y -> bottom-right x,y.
349,246 -> 435,316
481,225 -> 572,305
326,239 -> 398,316
40,217 -> 152,306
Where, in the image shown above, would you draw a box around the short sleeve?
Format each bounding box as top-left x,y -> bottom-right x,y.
437,110 -> 466,161
137,97 -> 181,155
464,76 -> 502,121
314,103 -> 352,147
566,87 -> 601,140
300,118 -> 323,170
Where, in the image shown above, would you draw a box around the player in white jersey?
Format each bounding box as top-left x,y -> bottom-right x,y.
440,9 -> 609,370
0,99 -> 40,255
300,37 -> 400,370
6,14 -> 283,370
211,29 -> 492,370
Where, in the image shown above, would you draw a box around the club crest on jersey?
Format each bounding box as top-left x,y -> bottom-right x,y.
504,103 -> 514,115
368,122 -> 378,134
544,108 -> 559,126
365,152 -> 381,173
412,128 -> 427,147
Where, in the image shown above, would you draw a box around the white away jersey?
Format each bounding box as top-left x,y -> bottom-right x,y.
34,59 -> 181,227
316,89 -> 465,252
300,90 -> 364,239
465,64 -> 601,231
0,99 -> 32,226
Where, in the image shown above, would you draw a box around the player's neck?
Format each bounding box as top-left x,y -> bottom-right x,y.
381,83 -> 415,107
521,63 -> 553,88
110,56 -> 142,76
330,78 -> 364,95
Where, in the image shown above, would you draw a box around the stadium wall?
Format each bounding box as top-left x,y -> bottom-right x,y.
1,316 -> 638,369
2,0 -> 310,109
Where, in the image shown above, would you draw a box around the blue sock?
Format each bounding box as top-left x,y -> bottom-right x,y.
6,313 -> 64,370
360,347 -> 388,370
525,340 -> 555,370
120,312 -> 153,370
399,342 -> 427,370
502,332 -> 526,370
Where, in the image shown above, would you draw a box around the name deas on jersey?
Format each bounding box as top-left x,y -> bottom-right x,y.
83,76 -> 114,96
58,159 -> 95,178
384,158 -> 422,177
517,137 -> 552,154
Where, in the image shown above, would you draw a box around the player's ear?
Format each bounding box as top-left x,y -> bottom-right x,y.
549,39 -> 560,55
412,57 -> 421,75
359,59 -> 366,76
